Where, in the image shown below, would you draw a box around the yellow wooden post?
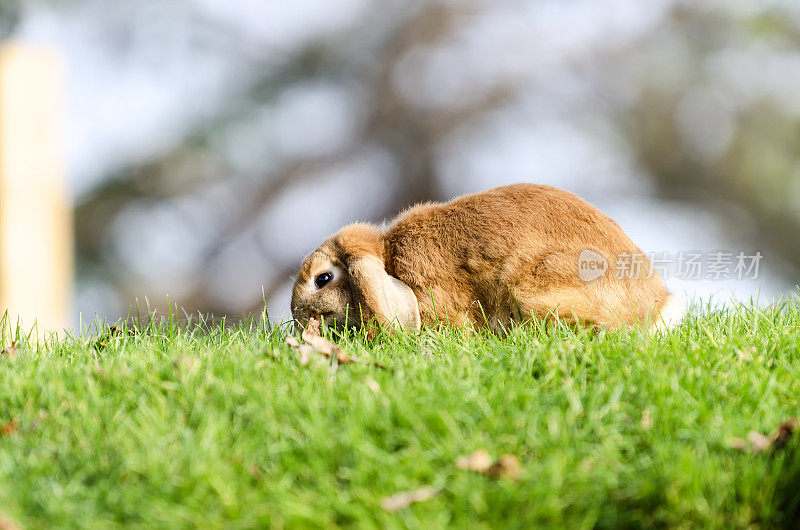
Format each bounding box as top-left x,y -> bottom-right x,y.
0,44 -> 72,332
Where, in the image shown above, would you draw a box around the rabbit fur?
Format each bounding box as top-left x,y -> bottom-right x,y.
291,183 -> 682,333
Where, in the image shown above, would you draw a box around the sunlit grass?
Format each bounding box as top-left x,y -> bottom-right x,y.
0,300 -> 798,528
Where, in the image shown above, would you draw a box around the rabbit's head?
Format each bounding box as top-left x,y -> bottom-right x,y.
291,223 -> 420,331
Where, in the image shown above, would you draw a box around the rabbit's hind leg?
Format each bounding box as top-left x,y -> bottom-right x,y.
500,250 -> 626,330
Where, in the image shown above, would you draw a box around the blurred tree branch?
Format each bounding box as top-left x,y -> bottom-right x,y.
72,0 -> 800,320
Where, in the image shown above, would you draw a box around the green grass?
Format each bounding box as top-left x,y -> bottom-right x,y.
0,301 -> 799,529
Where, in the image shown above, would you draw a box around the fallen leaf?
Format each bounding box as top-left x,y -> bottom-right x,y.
285,319 -> 390,370
770,417 -> 798,450
302,317 -> 322,337
733,418 -> 799,453
641,409 -> 652,430
301,318 -> 358,364
285,336 -> 313,365
455,449 -> 493,473
730,437 -> 747,451
380,486 -> 440,512
747,430 -> 771,453
0,341 -> 18,358
456,449 -> 520,481
487,454 -> 521,481
0,420 -> 18,437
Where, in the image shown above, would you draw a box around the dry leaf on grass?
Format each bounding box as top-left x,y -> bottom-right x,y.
285,318 -> 389,370
732,417 -> 798,453
456,449 -> 493,473
0,420 -> 18,437
285,336 -> 313,365
747,430 -> 772,453
301,318 -> 358,364
380,485 -> 440,512
488,455 -> 521,480
0,341 -> 18,359
730,437 -> 747,451
456,449 -> 520,480
771,417 -> 799,449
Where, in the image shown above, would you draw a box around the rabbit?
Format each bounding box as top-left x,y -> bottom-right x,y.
291,183 -> 684,333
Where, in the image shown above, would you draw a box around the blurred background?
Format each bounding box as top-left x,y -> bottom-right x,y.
2,0 -> 800,327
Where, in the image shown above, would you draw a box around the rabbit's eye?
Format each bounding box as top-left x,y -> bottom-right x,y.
315,272 -> 333,289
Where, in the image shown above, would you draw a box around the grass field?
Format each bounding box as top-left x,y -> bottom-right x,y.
0,301 -> 799,529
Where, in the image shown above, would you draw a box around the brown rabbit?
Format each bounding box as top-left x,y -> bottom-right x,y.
291,183 -> 683,332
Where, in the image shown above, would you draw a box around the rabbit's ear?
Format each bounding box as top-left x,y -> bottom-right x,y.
348,255 -> 421,331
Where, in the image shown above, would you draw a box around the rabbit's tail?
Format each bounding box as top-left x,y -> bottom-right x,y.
651,294 -> 686,333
